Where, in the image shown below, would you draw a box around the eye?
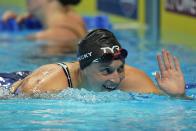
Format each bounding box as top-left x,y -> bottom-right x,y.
117,65 -> 124,73
100,67 -> 114,75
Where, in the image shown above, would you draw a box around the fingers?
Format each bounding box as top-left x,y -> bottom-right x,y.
166,50 -> 175,69
161,49 -> 177,70
157,49 -> 177,78
174,56 -> 182,72
162,49 -> 176,70
162,49 -> 171,70
157,54 -> 165,75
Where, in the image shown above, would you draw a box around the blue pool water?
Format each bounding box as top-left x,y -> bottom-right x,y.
0,29 -> 195,130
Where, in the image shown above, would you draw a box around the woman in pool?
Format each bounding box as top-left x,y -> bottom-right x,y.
1,29 -> 185,97
2,0 -> 86,54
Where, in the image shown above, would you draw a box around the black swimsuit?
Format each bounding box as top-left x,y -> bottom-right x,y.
57,62 -> 73,88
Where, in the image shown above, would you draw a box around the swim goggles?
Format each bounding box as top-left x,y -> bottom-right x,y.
92,48 -> 128,63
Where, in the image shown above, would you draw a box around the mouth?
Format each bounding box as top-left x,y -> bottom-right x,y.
103,83 -> 119,91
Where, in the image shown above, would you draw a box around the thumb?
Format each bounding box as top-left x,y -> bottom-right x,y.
155,72 -> 161,85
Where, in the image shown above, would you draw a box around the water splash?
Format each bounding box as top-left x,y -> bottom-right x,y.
1,86 -> 195,102
29,88 -> 135,103
0,86 -> 11,99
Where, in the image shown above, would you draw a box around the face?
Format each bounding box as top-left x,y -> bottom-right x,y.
82,60 -> 125,92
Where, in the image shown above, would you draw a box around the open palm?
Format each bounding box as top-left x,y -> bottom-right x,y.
155,49 -> 185,96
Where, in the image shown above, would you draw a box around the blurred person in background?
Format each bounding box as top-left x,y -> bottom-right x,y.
2,0 -> 87,55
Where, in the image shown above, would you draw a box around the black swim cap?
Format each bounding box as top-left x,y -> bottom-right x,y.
77,29 -> 128,70
58,0 -> 81,5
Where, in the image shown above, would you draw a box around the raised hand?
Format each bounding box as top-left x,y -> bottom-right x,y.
155,49 -> 185,97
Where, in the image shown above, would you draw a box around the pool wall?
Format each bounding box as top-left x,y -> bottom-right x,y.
160,0 -> 196,48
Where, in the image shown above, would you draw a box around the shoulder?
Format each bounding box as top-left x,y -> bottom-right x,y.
120,65 -> 159,93
14,63 -> 70,95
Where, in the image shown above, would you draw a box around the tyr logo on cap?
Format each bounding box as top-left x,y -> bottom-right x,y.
100,45 -> 120,53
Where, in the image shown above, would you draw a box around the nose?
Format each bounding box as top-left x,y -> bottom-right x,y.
110,70 -> 122,83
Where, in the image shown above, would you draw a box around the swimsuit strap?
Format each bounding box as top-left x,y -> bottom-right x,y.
57,63 -> 73,88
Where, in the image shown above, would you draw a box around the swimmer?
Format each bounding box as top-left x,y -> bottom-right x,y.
0,29 -> 186,98
2,0 -> 87,54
